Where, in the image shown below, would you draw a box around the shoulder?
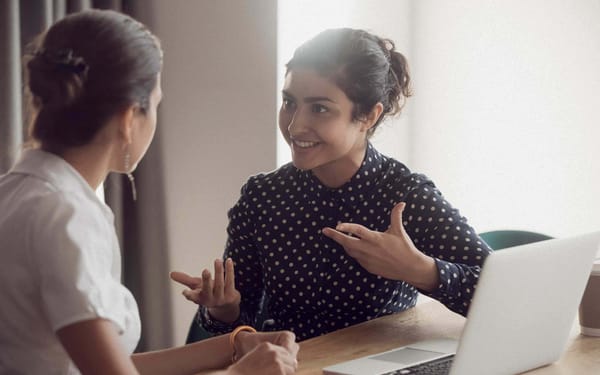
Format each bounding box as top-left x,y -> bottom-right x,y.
2,176 -> 102,235
29,189 -> 114,256
240,162 -> 300,195
378,153 -> 436,194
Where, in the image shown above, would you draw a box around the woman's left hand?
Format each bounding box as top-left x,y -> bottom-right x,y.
322,202 -> 440,291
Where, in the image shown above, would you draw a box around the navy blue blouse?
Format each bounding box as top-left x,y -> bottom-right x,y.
199,143 -> 492,341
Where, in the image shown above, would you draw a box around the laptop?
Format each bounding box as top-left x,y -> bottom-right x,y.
323,231 -> 600,375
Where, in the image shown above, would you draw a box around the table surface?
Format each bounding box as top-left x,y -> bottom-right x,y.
295,300 -> 600,375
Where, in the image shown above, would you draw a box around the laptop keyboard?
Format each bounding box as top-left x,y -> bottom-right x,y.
381,355 -> 454,375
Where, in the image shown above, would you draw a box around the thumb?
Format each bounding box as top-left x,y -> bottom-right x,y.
389,202 -> 407,235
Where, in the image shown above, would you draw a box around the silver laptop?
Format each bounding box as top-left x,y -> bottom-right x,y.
323,231 -> 600,375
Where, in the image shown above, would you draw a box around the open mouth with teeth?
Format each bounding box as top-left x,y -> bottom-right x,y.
292,140 -> 320,148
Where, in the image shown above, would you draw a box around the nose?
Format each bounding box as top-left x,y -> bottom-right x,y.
286,107 -> 306,137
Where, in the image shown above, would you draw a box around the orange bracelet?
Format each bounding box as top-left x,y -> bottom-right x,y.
230,325 -> 257,363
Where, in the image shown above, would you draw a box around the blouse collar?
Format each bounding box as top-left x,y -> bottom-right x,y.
10,148 -> 111,216
300,142 -> 386,207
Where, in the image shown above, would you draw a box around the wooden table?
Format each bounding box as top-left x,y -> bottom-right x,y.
296,300 -> 600,375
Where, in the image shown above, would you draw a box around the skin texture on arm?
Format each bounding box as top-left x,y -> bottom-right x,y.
133,329 -> 299,375
57,319 -> 140,375
58,318 -> 298,375
132,333 -> 231,374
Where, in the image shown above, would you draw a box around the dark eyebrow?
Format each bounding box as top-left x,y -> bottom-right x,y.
281,90 -> 337,104
305,96 -> 336,104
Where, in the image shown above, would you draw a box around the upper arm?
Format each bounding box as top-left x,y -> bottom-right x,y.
225,179 -> 265,314
31,193 -> 137,334
57,318 -> 139,375
403,181 -> 491,266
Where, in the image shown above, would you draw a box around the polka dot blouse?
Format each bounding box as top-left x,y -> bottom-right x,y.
199,143 -> 492,341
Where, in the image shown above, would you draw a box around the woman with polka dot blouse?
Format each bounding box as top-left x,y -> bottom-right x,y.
172,28 -> 493,341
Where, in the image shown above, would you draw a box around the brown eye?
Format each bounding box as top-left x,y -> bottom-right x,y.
312,104 -> 328,113
282,98 -> 296,111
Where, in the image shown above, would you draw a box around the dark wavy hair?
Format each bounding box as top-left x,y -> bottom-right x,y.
24,9 -> 163,152
286,28 -> 412,137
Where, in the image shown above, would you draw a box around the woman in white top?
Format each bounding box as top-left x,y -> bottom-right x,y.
0,9 -> 298,375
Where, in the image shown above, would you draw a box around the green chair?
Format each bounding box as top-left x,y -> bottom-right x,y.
479,230 -> 553,251
185,315 -> 214,344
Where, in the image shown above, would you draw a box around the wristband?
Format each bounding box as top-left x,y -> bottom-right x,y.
230,325 -> 257,363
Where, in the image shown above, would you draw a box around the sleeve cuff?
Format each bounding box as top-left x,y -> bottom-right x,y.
424,258 -> 461,298
198,306 -> 243,334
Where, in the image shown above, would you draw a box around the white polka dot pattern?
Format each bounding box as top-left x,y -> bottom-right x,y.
199,143 -> 492,341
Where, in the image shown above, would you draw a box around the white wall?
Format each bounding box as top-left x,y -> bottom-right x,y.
151,0 -> 278,345
411,0 -> 600,237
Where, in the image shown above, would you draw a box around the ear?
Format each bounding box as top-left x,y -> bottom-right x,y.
360,102 -> 384,132
118,105 -> 138,145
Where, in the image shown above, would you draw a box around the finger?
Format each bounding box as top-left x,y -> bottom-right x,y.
390,202 -> 407,235
281,336 -> 299,357
170,271 -> 202,289
202,269 -> 214,299
213,259 -> 225,301
322,227 -> 360,248
258,343 -> 297,366
336,222 -> 378,242
322,227 -> 366,259
224,258 -> 236,291
274,346 -> 299,372
182,289 -> 203,303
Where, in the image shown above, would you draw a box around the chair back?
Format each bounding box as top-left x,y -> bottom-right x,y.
479,230 -> 553,251
185,317 -> 213,344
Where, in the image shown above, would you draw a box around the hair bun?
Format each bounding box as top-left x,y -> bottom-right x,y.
35,48 -> 89,77
27,47 -> 89,110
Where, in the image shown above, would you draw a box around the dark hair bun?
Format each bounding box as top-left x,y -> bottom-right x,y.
27,48 -> 88,110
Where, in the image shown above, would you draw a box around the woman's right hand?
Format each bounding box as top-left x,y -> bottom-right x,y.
227,342 -> 298,375
170,258 -> 241,323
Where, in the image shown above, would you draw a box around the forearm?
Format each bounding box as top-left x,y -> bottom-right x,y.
132,334 -> 232,375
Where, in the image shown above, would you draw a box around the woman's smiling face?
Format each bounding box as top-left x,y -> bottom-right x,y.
278,68 -> 372,188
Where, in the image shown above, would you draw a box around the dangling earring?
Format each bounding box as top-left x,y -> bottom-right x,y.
124,145 -> 137,201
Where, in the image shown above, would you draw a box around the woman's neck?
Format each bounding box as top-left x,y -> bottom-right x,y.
311,143 -> 367,188
52,143 -> 113,191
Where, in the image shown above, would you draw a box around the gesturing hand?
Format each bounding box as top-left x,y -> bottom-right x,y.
322,202 -> 440,291
170,258 -> 241,323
